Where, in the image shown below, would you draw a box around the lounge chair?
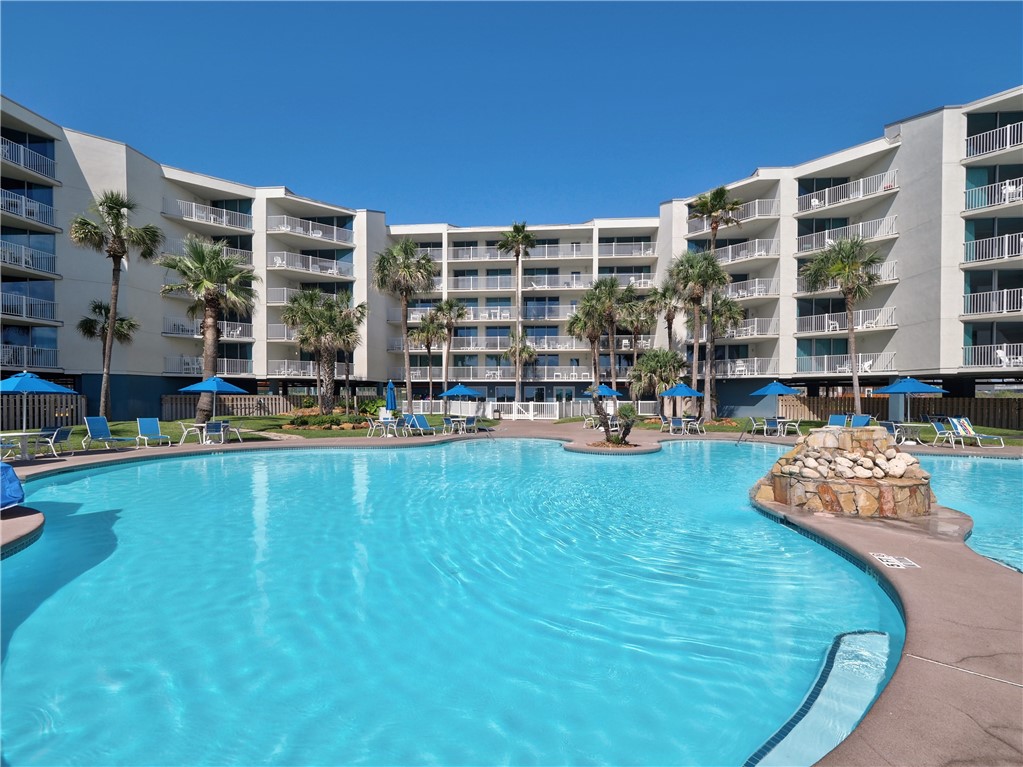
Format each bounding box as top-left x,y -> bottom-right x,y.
403,414 -> 437,436
850,414 -> 872,428
879,421 -> 900,442
826,414 -> 848,427
136,418 -> 172,448
83,416 -> 136,451
748,417 -> 767,436
950,417 -> 1004,448
366,418 -> 384,438
931,421 -> 961,449
32,425 -> 76,457
1,439 -> 20,459
669,417 -> 688,435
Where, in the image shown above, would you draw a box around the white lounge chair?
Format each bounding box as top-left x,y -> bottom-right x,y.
949,417 -> 1004,448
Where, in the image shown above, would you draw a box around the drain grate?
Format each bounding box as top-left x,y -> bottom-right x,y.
870,552 -> 920,569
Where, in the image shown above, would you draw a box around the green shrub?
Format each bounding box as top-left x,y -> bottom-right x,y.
360,397 -> 385,416
301,395 -> 317,409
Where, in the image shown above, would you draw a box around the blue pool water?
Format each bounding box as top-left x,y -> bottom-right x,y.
920,454 -> 1023,572
2,440 -> 905,766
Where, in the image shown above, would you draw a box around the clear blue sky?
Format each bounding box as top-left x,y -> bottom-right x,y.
2,2 -> 1020,226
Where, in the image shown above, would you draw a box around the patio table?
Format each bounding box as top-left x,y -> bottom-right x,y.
895,422 -> 927,445
0,431 -> 42,460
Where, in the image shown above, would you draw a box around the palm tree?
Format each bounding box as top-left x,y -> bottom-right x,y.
799,237 -> 884,414
69,190 -> 164,417
588,277 -> 636,394
409,310 -> 446,401
496,222 -> 536,402
158,236 -> 259,422
627,348 -> 686,417
76,300 -> 140,368
674,252 -> 729,417
647,278 -> 686,352
687,185 -> 743,253
335,300 -> 368,413
567,294 -> 604,385
709,295 -> 745,416
502,331 -> 537,394
373,238 -> 436,409
620,297 -> 656,398
280,289 -> 331,413
434,298 -> 467,412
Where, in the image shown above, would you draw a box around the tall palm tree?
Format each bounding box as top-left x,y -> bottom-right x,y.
502,331 -> 537,395
158,236 -> 259,422
496,222 -> 536,402
688,185 -> 743,253
674,252 -> 729,417
409,310 -> 446,401
373,238 -> 436,409
76,300 -> 140,368
647,278 -> 686,351
588,277 -> 636,394
620,297 -> 656,398
336,300 -> 368,413
434,298 -> 467,412
567,294 -> 604,385
280,289 -> 332,413
69,190 -> 164,417
799,237 -> 884,414
627,348 -> 686,418
709,295 -> 745,416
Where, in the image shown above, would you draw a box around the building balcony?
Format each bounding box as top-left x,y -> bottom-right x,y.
449,275 -> 516,291
165,356 -> 253,376
697,357 -> 779,378
965,122 -> 1023,162
394,365 -> 601,383
0,190 -> 57,228
0,292 -> 58,323
688,198 -> 779,235
267,324 -> 299,341
725,278 -> 779,300
520,305 -> 578,321
710,238 -> 780,266
163,199 -> 254,231
795,307 -> 897,335
1,344 -> 59,369
796,216 -> 898,254
0,241 -> 58,276
795,351 -> 896,376
266,287 -> 305,306
1,137 -> 57,180
528,243 -> 593,260
160,239 -> 253,267
267,251 -> 353,279
962,233 -> 1022,265
268,360 -> 317,378
267,215 -> 354,245
963,181 -> 1023,212
449,246 -> 509,261
722,317 -> 780,340
417,247 -> 444,261
962,343 -> 1023,369
796,170 -> 899,214
597,242 -> 657,258
525,274 -> 593,290
162,317 -> 254,340
962,288 -> 1023,317
795,260 -> 898,294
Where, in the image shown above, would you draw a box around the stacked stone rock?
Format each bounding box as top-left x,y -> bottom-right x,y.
752,426 -> 935,518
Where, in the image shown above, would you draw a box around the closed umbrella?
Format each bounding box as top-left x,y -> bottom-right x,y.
749,380 -> 801,417
873,377 -> 948,422
178,376 -> 247,421
1,462 -> 25,510
1,371 -> 78,430
385,380 -> 397,412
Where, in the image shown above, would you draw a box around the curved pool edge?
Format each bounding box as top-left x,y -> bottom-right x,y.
749,495 -> 1023,767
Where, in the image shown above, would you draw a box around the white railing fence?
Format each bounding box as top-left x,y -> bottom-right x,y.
163,199 -> 254,229
711,239 -> 780,265
1,137 -> 57,179
2,344 -> 59,369
794,351 -> 896,375
965,122 -> 1023,158
964,180 -> 1023,211
961,343 -> 1023,368
797,170 -> 899,212
962,288 -> 1023,315
1,190 -> 56,227
796,260 -> 898,293
796,216 -> 898,253
795,307 -> 897,334
0,241 -> 58,274
1,293 -> 57,321
962,233 -> 1023,263
267,215 -> 354,245
688,198 -> 780,234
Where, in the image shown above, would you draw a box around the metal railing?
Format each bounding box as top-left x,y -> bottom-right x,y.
1,344 -> 59,369
597,242 -> 657,257
964,180 -> 1023,211
160,238 -> 254,266
1,190 -> 56,227
963,233 -> 1023,263
796,216 -> 898,253
448,275 -> 516,291
163,199 -> 254,229
268,360 -> 317,377
527,243 -> 592,259
416,247 -> 444,261
267,215 -> 354,244
267,251 -> 353,277
720,317 -> 780,339
725,278 -> 779,299
962,343 -> 1023,368
697,357 -> 779,377
165,356 -> 253,375
1,137 -> 57,179
962,288 -> 1023,315
448,246 -> 507,261
396,365 -> 605,383
796,170 -> 899,212
266,287 -> 305,305
0,292 -> 58,321
794,351 -> 896,375
688,198 -> 780,234
965,122 -> 1023,158
520,305 -> 578,320
266,324 -> 299,341
0,240 -> 57,274
795,260 -> 898,293
492,402 -> 561,420
708,238 -> 780,265
795,307 -> 897,334
162,318 -> 253,339
525,273 -> 594,289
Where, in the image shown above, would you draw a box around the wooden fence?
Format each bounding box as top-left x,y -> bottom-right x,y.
777,396 -> 1022,430
1,394 -> 87,430
161,394 -> 304,421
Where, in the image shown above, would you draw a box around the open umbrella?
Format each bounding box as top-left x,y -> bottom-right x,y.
873,377 -> 948,422
592,384 -> 623,398
385,380 -> 397,412
178,376 -> 246,421
750,380 -> 801,418
438,384 -> 484,399
661,382 -> 703,398
0,371 -> 78,430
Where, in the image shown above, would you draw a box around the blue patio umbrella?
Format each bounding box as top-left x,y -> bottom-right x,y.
385,380 -> 397,411
592,384 -> 624,398
1,371 -> 78,430
1,462 -> 25,510
661,382 -> 703,398
179,376 -> 247,420
874,377 -> 948,421
750,380 -> 801,417
438,384 -> 484,399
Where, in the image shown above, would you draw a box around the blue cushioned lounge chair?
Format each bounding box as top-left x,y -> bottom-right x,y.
850,414 -> 872,428
404,414 -> 437,436
83,417 -> 136,451
826,414 -> 848,427
136,418 -> 171,448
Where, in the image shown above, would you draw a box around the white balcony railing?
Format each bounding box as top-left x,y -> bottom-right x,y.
963,233 -> 1023,264
416,247 -> 444,261
162,317 -> 253,339
160,239 -> 254,266
688,198 -> 780,234
796,216 -> 898,253
165,356 -> 253,376
597,242 -> 657,257
0,292 -> 57,321
268,360 -> 317,377
1,190 -> 56,227
1,137 -> 57,179
962,288 -> 1023,316
725,278 -> 779,299
266,287 -> 305,305
267,251 -> 353,277
962,343 -> 1023,368
795,351 -> 896,375
525,273 -> 593,289
163,199 -> 254,230
964,180 -> 1023,211
528,243 -> 592,259
1,344 -> 59,368
449,275 -> 516,291
448,246 -> 507,261
796,260 -> 898,293
722,317 -> 780,339
267,215 -> 354,245
795,307 -> 897,334
796,170 -> 899,212
0,241 -> 57,274
395,365 -> 602,383
267,324 -> 299,341
965,122 -> 1023,158
709,239 -> 781,265
520,305 -> 579,321
697,357 -> 779,378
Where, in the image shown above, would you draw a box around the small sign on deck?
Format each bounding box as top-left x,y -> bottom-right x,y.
870,552 -> 920,569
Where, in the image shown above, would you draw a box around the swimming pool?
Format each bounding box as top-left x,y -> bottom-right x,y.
919,454 -> 1023,572
1,440 -> 904,766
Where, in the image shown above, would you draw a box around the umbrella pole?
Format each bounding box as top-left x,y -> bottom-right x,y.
22,393 -> 27,431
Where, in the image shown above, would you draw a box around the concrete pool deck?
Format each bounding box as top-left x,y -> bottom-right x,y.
2,421 -> 1021,766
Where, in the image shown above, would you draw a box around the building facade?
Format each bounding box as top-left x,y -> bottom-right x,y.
2,87 -> 1021,419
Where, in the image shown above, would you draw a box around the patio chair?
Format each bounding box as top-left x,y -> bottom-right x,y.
83,416 -> 136,451
204,421 -> 226,445
669,417 -> 688,435
931,421 -> 961,449
462,416 -> 478,434
31,425 -> 76,458
748,417 -> 767,436
826,414 -> 848,428
441,416 -> 456,435
949,418 -> 1004,448
218,419 -> 244,443
783,419 -> 803,437
178,421 -> 204,445
366,418 -> 384,438
687,417 -> 707,435
850,414 -> 872,428
404,414 -> 437,437
879,420 -> 901,442
136,418 -> 172,448
764,418 -> 783,436
1,440 -> 18,460
658,414 -> 671,432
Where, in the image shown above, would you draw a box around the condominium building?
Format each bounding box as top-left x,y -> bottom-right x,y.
1,87 -> 1020,419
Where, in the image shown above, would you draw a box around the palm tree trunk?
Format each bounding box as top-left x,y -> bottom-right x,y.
426,345 -> 434,401
589,340 -> 600,385
608,327 -> 618,394
401,299 -> 412,412
689,303 -> 702,416
442,330 -> 451,415
344,356 -> 352,413
847,302 -> 861,414
321,349 -> 337,414
632,331 -> 640,405
197,301 -> 219,422
704,293 -> 716,420
514,252 -> 522,403
100,260 -> 122,419
665,309 -> 675,352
